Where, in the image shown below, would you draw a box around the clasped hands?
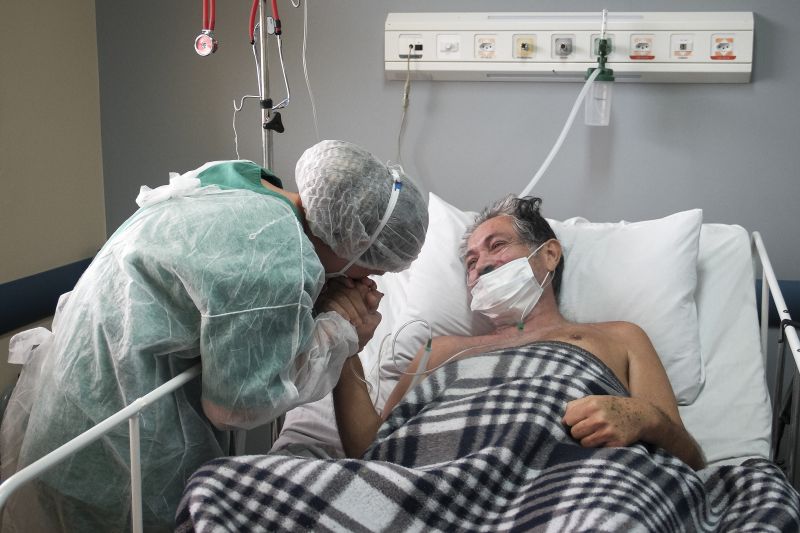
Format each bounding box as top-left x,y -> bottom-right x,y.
316,277 -> 383,351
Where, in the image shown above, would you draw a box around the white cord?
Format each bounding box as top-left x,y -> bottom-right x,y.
230,38 -> 265,160
301,0 -> 320,140
272,35 -> 291,109
290,0 -> 300,7
396,46 -> 412,164
233,95 -> 260,159
350,318 -> 514,409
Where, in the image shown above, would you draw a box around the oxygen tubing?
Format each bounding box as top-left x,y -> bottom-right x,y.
518,68 -> 601,198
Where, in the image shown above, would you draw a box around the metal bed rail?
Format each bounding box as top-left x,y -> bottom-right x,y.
752,232 -> 800,486
0,364 -> 201,533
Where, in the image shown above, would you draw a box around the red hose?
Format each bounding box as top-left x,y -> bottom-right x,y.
271,0 -> 281,34
208,0 -> 216,30
270,0 -> 279,22
202,0 -> 209,29
249,0 -> 258,43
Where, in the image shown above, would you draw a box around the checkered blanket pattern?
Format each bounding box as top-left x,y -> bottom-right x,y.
176,341 -> 800,532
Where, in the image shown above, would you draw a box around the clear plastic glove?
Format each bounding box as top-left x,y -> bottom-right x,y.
291,311 -> 360,405
316,279 -> 383,351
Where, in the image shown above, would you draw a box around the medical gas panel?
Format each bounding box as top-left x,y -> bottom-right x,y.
385,12 -> 753,83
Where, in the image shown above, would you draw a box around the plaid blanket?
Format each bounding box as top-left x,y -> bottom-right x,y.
176,341 -> 800,532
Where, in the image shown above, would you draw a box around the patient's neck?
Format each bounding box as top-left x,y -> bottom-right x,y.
493,292 -> 568,338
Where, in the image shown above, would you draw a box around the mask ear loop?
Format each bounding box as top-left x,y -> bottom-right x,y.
516,240 -> 554,331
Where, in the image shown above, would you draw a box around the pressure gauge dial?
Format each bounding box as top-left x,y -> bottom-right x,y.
194,30 -> 218,56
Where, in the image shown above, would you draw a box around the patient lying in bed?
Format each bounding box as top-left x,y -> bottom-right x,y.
176,196 -> 800,532
334,195 -> 705,469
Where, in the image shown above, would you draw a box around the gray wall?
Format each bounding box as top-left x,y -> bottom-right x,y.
96,0 -> 800,280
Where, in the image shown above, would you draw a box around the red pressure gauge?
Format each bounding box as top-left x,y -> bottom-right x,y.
194,30 -> 218,56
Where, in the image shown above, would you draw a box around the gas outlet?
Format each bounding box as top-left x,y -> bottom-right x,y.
552,35 -> 575,58
513,35 -> 536,59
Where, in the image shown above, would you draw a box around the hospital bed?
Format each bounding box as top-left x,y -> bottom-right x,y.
1,193 -> 798,531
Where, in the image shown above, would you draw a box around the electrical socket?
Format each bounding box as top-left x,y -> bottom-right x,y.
398,34 -> 423,59
711,34 -> 736,60
475,35 -> 497,59
630,34 -> 655,60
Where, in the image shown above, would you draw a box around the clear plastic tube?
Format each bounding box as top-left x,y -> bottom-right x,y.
518,68 -> 601,198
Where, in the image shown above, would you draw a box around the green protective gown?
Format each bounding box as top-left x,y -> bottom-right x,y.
0,161 -> 355,532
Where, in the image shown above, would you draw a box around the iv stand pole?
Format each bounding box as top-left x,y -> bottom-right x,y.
258,0 -> 272,169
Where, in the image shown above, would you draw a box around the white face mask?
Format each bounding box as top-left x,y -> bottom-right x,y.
469,242 -> 551,328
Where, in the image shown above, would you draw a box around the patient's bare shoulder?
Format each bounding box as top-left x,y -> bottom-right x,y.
588,321 -> 649,344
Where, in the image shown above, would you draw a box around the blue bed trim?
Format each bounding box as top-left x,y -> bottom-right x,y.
756,279 -> 800,328
0,258 -> 92,336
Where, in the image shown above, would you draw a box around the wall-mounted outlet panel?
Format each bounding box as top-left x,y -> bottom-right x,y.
385,12 -> 753,83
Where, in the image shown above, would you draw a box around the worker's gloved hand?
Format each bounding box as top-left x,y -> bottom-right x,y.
317,279 -> 383,351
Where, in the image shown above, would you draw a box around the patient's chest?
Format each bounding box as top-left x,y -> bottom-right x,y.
543,325 -> 631,391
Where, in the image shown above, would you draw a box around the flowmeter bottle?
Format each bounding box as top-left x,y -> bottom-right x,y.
585,38 -> 614,127
585,80 -> 613,126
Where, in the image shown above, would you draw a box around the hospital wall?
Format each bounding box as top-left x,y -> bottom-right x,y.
0,0 -> 105,391
95,0 -> 800,284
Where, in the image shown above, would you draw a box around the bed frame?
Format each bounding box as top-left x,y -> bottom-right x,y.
0,231 -> 796,533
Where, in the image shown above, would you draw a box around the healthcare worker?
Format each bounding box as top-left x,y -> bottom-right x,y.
0,140 -> 429,532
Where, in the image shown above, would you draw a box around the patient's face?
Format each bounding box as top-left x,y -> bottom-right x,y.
464,216 -> 531,287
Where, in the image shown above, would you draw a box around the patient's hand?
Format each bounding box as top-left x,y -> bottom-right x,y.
562,396 -> 658,448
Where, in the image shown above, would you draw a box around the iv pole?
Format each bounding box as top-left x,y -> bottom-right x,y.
258,0 -> 273,170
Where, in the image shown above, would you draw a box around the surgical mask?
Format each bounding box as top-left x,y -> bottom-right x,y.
469,242 -> 551,328
325,171 -> 403,280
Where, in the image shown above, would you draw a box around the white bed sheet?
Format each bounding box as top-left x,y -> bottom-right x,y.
679,223 -> 771,465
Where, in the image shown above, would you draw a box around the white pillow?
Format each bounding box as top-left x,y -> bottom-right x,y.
549,210 -> 705,404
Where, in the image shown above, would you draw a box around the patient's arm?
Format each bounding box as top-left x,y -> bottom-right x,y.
382,335 -> 490,417
333,356 -> 383,458
563,323 -> 706,470
334,335 -> 473,457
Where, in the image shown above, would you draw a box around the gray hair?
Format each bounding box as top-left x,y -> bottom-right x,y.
462,195 -> 564,298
